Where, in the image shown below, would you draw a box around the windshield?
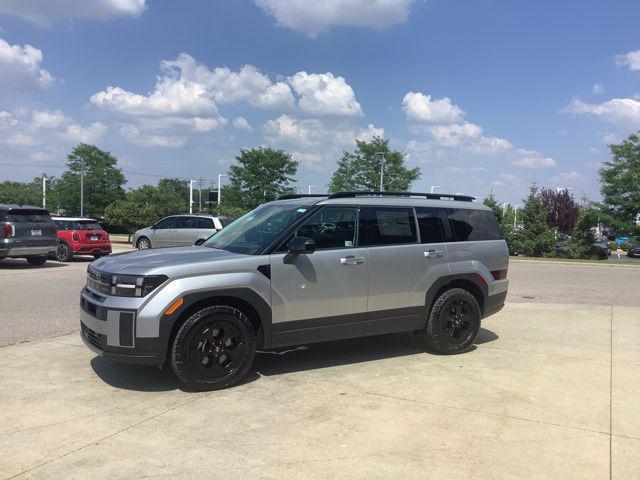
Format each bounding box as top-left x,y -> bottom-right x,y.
73,221 -> 103,230
203,204 -> 310,254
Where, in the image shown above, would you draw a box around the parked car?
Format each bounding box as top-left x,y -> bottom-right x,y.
627,237 -> 640,257
0,204 -> 57,266
132,214 -> 234,250
80,191 -> 509,391
593,236 -> 611,258
52,217 -> 112,262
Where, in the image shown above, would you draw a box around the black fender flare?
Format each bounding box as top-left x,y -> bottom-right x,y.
424,273 -> 489,317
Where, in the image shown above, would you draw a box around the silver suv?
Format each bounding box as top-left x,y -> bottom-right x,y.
80,192 -> 509,390
0,204 -> 57,266
132,214 -> 233,249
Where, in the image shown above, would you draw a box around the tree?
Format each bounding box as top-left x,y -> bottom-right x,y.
514,183 -> 556,257
50,144 -> 126,218
539,188 -> 580,234
599,132 -> 640,232
223,147 -> 298,210
482,194 -> 503,224
567,207 -> 598,259
329,136 -> 420,192
0,176 -> 53,207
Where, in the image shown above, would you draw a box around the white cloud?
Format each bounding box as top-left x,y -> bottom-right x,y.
232,116 -> 253,131
254,0 -> 417,37
402,92 -> 464,124
561,98 -> 640,128
0,0 -> 146,26
592,83 -> 605,95
32,110 -> 68,128
119,124 -> 185,148
6,132 -> 37,147
0,37 -> 55,91
601,132 -> 617,144
289,71 -> 362,117
291,151 -> 325,170
65,122 -> 107,143
356,124 -> 384,142
0,111 -> 17,129
264,114 -> 355,148
615,49 -> 640,71
491,173 -> 520,189
512,149 -> 556,168
551,171 -> 586,184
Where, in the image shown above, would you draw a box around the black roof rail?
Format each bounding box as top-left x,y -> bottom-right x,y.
277,193 -> 328,200
327,191 -> 475,202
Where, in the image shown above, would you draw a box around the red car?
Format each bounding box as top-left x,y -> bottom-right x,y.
52,217 -> 112,262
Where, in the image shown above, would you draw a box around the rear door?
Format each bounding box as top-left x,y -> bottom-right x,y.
151,216 -> 177,247
173,216 -> 199,246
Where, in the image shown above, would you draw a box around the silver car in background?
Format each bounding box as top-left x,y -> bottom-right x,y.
132,213 -> 234,249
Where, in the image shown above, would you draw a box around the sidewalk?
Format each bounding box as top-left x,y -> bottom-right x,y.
1,302 -> 638,479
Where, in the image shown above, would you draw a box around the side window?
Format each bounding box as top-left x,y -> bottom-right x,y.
447,209 -> 502,241
176,216 -> 198,229
415,208 -> 445,243
54,221 -> 64,230
197,217 -> 215,229
155,217 -> 176,229
294,206 -> 359,250
361,207 -> 417,246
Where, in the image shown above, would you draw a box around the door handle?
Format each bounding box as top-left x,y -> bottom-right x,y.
424,250 -> 444,259
340,255 -> 365,265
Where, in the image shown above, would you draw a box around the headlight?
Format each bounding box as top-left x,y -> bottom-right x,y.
87,266 -> 167,297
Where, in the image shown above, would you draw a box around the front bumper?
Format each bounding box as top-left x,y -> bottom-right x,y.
79,287 -> 164,365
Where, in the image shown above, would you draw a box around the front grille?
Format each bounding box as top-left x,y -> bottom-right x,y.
81,323 -> 105,350
87,266 -> 112,295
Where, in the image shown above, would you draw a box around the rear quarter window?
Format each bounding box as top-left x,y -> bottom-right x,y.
447,208 -> 502,241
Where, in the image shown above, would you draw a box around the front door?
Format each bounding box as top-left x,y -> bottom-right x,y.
173,216 -> 199,246
151,216 -> 177,247
269,206 -> 369,346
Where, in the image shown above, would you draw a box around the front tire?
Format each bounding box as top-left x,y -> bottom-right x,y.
424,288 -> 481,354
26,256 -> 48,266
56,242 -> 73,262
170,306 -> 256,391
137,237 -> 151,250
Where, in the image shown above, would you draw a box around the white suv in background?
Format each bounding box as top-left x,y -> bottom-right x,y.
132,214 -> 234,249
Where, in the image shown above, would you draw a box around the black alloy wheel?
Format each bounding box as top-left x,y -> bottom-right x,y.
424,288 -> 481,354
56,243 -> 73,262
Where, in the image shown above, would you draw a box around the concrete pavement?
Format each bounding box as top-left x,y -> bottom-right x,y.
1,301 -> 639,479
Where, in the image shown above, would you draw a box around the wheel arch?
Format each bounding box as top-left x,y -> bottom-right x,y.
425,273 -> 488,318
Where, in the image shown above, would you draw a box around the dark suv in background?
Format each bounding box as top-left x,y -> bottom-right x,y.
0,204 -> 57,266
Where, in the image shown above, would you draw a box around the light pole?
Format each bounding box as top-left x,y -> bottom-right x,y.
374,153 -> 385,192
218,173 -> 228,205
430,185 -> 440,194
80,158 -> 85,217
556,186 -> 574,194
189,180 -> 195,214
514,204 -> 520,228
502,202 -> 508,217
307,185 -> 318,194
41,174 -> 47,209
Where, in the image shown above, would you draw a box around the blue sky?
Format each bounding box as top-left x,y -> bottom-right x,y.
1,0 -> 639,203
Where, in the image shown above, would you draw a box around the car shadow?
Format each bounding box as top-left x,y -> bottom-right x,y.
0,259 -> 67,269
88,327 -> 498,393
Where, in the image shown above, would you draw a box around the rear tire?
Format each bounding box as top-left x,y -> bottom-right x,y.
56,242 -> 73,262
137,237 -> 151,250
93,254 -> 104,260
170,305 -> 256,391
26,256 -> 48,266
424,288 -> 481,354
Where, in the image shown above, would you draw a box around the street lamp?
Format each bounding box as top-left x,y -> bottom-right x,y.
514,204 -> 520,228
79,158 -> 85,217
218,173 -> 228,205
375,153 -> 385,192
189,179 -> 195,214
41,174 -> 47,209
556,186 -> 574,194
430,185 -> 440,194
307,185 -> 318,194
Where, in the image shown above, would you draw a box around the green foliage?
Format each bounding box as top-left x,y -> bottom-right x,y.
599,132 -> 640,233
329,136 -> 420,192
0,176 -> 53,207
567,208 -> 598,259
223,147 -> 298,210
104,179 -> 189,239
482,194 -> 503,224
210,204 -> 248,219
50,144 -> 126,218
514,183 -> 556,257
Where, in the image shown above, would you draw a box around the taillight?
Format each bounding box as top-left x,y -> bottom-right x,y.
72,232 -> 80,242
491,269 -> 508,280
1,223 -> 15,238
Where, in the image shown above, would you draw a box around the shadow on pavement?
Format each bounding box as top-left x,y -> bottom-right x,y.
0,259 -> 67,269
89,328 -> 498,392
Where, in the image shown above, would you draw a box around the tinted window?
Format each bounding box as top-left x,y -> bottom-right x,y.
447,208 -> 502,241
176,216 -> 198,229
197,217 -> 215,229
294,206 -> 358,250
415,208 -> 444,243
7,209 -> 51,223
72,220 -> 103,230
361,207 -> 417,246
155,217 -> 176,229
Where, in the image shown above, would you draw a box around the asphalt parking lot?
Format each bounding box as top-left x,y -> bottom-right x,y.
0,252 -> 639,479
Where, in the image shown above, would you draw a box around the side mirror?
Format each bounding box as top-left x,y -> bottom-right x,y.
287,236 -> 316,255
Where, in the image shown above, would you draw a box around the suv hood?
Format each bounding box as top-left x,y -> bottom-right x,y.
92,246 -> 241,275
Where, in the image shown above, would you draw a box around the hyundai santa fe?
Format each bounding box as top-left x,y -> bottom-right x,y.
79,192 -> 509,390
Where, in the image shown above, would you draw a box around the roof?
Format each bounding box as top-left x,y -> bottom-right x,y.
51,217 -> 98,222
0,204 -> 46,211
